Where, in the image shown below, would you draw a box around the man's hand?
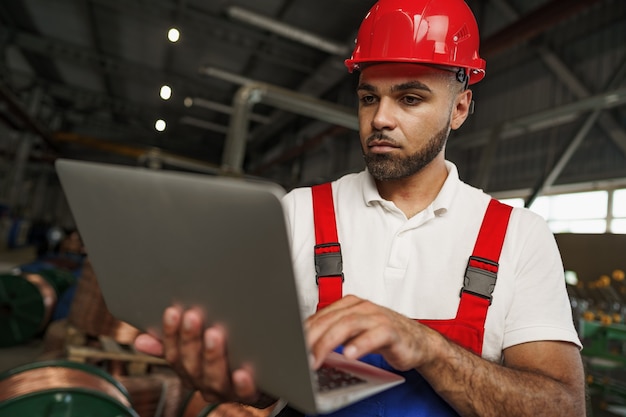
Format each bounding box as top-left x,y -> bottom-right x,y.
305,294 -> 442,371
133,306 -> 260,405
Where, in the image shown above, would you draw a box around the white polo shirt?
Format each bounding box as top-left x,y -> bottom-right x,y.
282,161 -> 581,362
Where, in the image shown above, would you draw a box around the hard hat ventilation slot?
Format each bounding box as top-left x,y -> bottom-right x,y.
452,25 -> 470,43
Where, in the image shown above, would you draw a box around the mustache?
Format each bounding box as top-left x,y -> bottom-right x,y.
366,132 -> 398,146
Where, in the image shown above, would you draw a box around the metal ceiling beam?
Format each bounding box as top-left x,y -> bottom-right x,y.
225,6 -> 350,56
525,109 -> 601,208
537,47 -> 626,157
481,0 -> 603,58
221,82 -> 358,174
184,97 -> 271,124
200,59 -> 354,145
523,57 -> 626,207
490,0 -> 626,157
449,86 -> 626,150
198,66 -> 259,87
481,0 -> 626,202
0,81 -> 56,151
470,0 -> 623,195
247,56 -> 350,149
179,116 -> 229,135
200,55 -> 351,154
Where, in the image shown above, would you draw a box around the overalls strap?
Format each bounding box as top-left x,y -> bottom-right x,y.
419,198 -> 513,354
312,182 -> 343,310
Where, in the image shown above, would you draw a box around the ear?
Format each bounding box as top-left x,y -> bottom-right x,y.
450,89 -> 473,130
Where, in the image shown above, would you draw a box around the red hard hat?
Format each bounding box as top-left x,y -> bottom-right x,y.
345,0 -> 486,85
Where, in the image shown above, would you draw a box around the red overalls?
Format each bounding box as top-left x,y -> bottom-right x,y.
310,182 -> 512,416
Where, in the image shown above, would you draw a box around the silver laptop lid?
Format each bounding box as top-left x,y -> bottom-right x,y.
56,159 -> 319,411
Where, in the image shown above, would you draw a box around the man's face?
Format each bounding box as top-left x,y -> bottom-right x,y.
357,63 -> 468,181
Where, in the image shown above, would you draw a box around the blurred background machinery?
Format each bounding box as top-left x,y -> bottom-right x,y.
559,234 -> 626,416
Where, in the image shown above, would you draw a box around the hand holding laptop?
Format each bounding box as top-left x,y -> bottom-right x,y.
135,306 -> 267,408
135,292 -> 427,416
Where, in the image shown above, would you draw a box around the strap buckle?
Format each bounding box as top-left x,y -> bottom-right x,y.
460,256 -> 498,305
314,243 -> 344,284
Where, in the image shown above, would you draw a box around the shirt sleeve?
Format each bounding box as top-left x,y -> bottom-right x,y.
502,209 -> 582,350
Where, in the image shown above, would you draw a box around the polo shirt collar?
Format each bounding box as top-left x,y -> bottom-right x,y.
361,160 -> 461,216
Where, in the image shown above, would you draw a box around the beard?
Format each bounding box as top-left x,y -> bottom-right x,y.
363,124 -> 450,181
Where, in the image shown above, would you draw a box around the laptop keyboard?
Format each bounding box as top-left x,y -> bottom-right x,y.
316,364 -> 367,392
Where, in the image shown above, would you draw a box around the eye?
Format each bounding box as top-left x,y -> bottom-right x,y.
401,95 -> 423,106
359,94 -> 377,105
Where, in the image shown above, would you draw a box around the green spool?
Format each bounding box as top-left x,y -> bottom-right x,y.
0,273 -> 49,347
0,269 -> 76,347
0,360 -> 139,417
37,268 -> 76,297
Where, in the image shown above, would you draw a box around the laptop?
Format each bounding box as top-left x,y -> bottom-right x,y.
55,158 -> 404,415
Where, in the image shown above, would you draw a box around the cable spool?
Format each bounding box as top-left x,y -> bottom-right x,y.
117,371 -> 185,417
0,360 -> 139,417
118,375 -> 167,417
0,268 -> 75,347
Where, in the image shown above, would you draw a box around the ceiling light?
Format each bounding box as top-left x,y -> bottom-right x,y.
160,85 -> 172,100
155,119 -> 167,132
167,28 -> 180,43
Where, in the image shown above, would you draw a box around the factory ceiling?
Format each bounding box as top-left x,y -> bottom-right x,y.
0,0 -> 625,201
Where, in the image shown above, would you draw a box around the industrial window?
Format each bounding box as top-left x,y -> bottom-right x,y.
541,191 -> 607,234
613,189 -> 626,217
611,189 -> 626,233
500,190 -> 626,234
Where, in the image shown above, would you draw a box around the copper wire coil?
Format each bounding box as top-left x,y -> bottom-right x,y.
119,376 -> 165,417
23,273 -> 57,329
0,366 -> 131,408
119,372 -> 185,417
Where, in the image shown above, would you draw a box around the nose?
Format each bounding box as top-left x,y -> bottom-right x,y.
371,98 -> 396,131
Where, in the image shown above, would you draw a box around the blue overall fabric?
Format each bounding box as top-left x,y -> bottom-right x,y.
306,349 -> 459,417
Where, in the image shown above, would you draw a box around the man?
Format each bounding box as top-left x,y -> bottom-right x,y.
136,0 -> 586,416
